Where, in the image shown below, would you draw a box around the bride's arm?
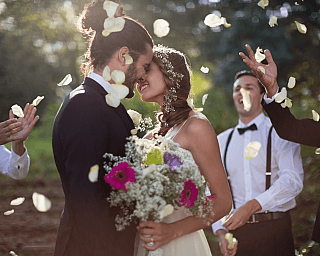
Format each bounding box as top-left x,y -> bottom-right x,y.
138,118 -> 232,251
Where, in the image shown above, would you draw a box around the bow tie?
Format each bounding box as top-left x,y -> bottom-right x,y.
237,123 -> 257,135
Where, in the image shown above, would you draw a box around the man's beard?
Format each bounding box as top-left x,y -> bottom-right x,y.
124,64 -> 137,99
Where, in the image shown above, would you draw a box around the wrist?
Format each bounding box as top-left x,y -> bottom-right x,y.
12,141 -> 25,156
248,199 -> 262,214
266,81 -> 279,98
216,229 -> 227,238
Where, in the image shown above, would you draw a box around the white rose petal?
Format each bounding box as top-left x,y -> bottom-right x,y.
288,77 -> 296,89
159,204 -> 174,220
32,192 -> 51,212
105,84 -> 129,108
187,98 -> 194,109
124,55 -> 133,65
130,128 -> 138,135
111,70 -> 125,84
295,21 -> 307,34
103,0 -> 119,17
58,74 -> 72,86
281,98 -> 292,108
275,87 -> 287,103
225,233 -> 235,249
244,141 -> 261,159
9,251 -> 18,256
312,110 -> 319,122
32,96 -> 44,106
10,197 -> 25,206
200,66 -> 209,73
315,148 -> 320,154
220,17 -> 231,28
269,16 -> 278,27
240,88 -> 251,112
103,66 -> 111,82
127,109 -> 142,127
88,164 -> 99,183
105,94 -> 120,108
202,94 -> 209,105
103,16 -> 125,37
4,209 -> 14,216
258,0 -> 269,9
204,13 -> 222,28
257,66 -> 265,74
153,19 -> 170,38
11,104 -> 24,118
255,47 -> 266,63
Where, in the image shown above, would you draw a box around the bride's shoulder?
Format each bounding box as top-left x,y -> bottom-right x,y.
185,113 -> 214,135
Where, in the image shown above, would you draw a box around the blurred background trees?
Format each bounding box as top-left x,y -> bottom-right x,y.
1,0 -> 320,254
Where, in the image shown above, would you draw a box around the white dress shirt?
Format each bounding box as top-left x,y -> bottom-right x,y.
0,145 -> 30,179
211,112 -> 304,233
88,72 -> 111,93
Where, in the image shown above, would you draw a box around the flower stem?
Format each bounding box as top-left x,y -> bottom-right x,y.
144,249 -> 149,256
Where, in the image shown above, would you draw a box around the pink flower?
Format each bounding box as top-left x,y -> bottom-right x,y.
104,162 -> 135,191
179,180 -> 198,208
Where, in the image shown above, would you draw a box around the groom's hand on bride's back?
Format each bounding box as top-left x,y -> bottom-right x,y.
216,229 -> 237,256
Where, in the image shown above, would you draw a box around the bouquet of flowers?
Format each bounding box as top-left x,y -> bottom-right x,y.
103,135 -> 215,231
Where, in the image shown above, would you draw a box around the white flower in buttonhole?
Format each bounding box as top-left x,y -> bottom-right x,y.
153,19 -> 170,38
32,96 -> 44,106
269,16 -> 278,27
204,13 -> 231,28
4,209 -> 14,216
275,87 -> 292,108
102,0 -> 125,37
89,164 -> 99,183
240,88 -> 251,112
32,192 -> 51,212
127,109 -> 142,135
11,104 -> 24,118
244,141 -> 261,160
295,21 -> 307,34
10,197 -> 25,206
202,94 -> 209,105
57,74 -> 72,86
258,0 -> 269,9
200,66 -> 209,74
312,110 -> 319,122
288,77 -> 296,89
255,47 -> 265,63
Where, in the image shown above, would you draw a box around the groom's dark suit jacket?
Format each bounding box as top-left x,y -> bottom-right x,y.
264,100 -> 320,243
52,77 -> 136,256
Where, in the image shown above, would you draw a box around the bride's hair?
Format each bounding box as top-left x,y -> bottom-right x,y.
153,47 -> 192,137
77,0 -> 153,76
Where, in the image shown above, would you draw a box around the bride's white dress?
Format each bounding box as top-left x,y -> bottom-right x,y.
134,113 -> 213,256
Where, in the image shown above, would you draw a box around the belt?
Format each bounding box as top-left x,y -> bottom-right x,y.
247,211 -> 290,224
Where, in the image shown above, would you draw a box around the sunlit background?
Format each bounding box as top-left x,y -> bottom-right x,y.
0,0 -> 320,255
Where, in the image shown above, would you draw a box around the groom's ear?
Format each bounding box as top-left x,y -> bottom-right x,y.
117,46 -> 130,66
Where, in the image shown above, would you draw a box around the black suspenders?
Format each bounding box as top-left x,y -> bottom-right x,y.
223,126 -> 273,209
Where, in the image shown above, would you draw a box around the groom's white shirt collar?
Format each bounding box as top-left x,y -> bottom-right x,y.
88,72 -> 111,94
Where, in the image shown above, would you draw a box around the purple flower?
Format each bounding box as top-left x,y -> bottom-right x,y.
163,152 -> 182,173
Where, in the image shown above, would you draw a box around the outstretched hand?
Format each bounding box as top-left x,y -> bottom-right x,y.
0,118 -> 23,145
239,44 -> 279,98
10,103 -> 39,143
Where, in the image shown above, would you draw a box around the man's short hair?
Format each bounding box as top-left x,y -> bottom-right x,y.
234,70 -> 265,94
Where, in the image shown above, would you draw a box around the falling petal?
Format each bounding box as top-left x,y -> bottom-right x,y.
9,251 -> 18,256
11,104 -> 24,118
58,74 -> 72,86
4,209 -> 14,215
275,87 -> 287,103
295,2 -> 299,5
10,197 -> 25,206
288,77 -> 296,89
103,0 -> 119,17
105,94 -> 121,108
244,141 -> 261,159
111,70 -> 125,84
240,88 -> 251,112
221,17 -> 231,28
312,110 -> 319,122
153,19 -> 170,38
187,98 -> 194,109
202,94 -> 209,105
103,66 -> 111,82
159,204 -> 174,220
295,21 -> 307,34
204,13 -> 223,28
32,96 -> 44,106
103,16 -> 125,37
88,164 -> 99,183
225,233 -> 235,249
281,98 -> 292,108
255,47 -> 266,63
32,192 -> 51,212
200,66 -> 209,73
315,148 -> 320,154
257,0 -> 269,9
269,16 -> 278,27
124,55 -> 133,65
257,66 -> 265,74
109,84 -> 129,99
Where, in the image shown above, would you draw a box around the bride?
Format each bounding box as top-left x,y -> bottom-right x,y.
134,45 -> 234,256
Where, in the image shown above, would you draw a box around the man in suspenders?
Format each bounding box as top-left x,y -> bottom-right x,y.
212,70 -> 304,256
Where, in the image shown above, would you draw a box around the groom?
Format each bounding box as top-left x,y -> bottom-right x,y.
52,1 -> 153,255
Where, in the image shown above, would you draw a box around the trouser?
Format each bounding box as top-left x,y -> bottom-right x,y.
231,213 -> 295,256
312,203 -> 320,243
